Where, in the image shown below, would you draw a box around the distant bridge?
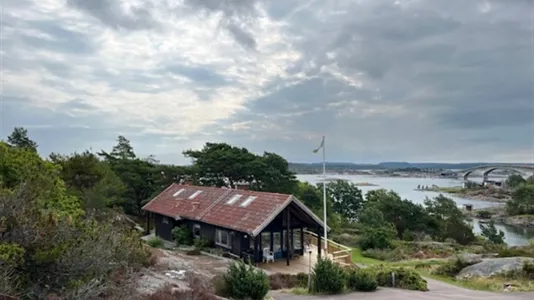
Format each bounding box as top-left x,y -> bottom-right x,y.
461,164 -> 534,183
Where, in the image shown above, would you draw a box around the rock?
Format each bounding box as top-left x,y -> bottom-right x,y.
455,253 -> 483,265
456,257 -> 534,279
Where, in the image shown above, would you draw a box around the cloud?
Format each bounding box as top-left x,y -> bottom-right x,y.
1,0 -> 533,164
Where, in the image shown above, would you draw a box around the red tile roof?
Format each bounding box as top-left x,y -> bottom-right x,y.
142,183 -> 322,236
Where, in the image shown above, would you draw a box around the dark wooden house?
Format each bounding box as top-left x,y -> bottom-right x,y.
142,183 -> 328,265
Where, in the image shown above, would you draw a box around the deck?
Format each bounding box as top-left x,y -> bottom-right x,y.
259,245 -> 333,274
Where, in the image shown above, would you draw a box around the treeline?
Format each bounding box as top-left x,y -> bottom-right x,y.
505,174 -> 534,215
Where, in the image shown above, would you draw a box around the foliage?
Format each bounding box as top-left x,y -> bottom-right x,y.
372,266 -> 428,291
506,174 -> 527,189
346,268 -> 378,292
476,210 -> 492,219
507,183 -> 534,215
317,180 -> 364,221
311,258 -> 346,294
194,237 -> 213,250
359,225 -> 396,251
147,236 -> 165,248
172,226 -> 193,246
357,206 -> 386,228
362,241 -> 459,261
268,273 -> 308,290
223,260 -> 269,300
480,220 -> 505,244
6,127 -> 38,152
433,257 -> 477,277
50,151 -> 126,210
424,195 -> 475,245
183,142 -> 298,194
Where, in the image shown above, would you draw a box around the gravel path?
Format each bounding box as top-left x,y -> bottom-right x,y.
270,278 -> 534,300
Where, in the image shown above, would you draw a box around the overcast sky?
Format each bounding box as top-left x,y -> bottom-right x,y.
1,0 -> 533,164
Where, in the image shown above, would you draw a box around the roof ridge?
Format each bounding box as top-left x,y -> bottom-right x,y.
196,188 -> 233,220
141,183 -> 177,210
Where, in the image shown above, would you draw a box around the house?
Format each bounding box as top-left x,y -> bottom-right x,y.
142,183 -> 328,266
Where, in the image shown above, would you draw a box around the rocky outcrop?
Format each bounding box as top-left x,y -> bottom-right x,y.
456,257 -> 534,279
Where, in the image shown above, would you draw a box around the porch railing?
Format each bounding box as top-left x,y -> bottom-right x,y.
303,230 -> 353,267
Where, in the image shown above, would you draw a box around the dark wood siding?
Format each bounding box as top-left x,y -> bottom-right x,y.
154,214 -> 175,241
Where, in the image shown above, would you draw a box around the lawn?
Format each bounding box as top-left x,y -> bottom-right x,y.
351,248 -> 382,265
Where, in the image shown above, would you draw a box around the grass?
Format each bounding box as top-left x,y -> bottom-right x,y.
351,248 -> 382,265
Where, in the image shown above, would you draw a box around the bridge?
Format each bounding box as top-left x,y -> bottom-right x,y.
460,164 -> 534,184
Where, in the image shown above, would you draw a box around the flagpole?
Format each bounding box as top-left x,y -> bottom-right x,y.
322,135 -> 327,254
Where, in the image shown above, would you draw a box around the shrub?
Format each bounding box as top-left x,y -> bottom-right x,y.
172,226 -> 192,246
311,258 -> 346,294
402,230 -> 415,242
523,261 -> 534,280
359,226 -> 395,251
268,273 -> 308,290
346,268 -> 378,292
146,236 -> 164,248
224,260 -> 269,300
433,257 -> 475,277
498,246 -> 534,258
476,210 -> 492,219
373,266 -> 428,291
194,237 -> 212,250
213,275 -> 231,298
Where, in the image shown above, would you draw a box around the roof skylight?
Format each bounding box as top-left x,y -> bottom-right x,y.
173,189 -> 185,197
239,196 -> 257,207
188,190 -> 203,199
226,194 -> 242,205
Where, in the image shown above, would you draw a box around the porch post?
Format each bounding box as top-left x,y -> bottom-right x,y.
286,208 -> 291,266
253,236 -> 260,265
145,212 -> 150,235
316,227 -> 322,259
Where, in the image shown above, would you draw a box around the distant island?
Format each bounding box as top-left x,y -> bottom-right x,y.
289,161 -> 532,177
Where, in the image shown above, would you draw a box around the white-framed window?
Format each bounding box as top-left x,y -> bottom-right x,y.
193,224 -> 201,238
216,229 -> 230,248
162,217 -> 169,224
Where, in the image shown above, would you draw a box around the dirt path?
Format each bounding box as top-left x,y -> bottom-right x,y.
270,278 -> 534,300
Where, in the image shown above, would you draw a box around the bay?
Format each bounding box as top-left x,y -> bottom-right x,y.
296,174 -> 534,246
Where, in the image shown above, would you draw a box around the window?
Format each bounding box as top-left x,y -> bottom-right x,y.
261,232 -> 271,251
226,194 -> 242,205
216,229 -> 230,247
293,228 -> 302,250
173,189 -> 185,197
239,196 -> 257,207
189,190 -> 202,199
193,224 -> 201,238
162,217 -> 169,224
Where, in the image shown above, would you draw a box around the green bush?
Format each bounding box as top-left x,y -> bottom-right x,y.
213,275 -> 231,298
224,260 -> 269,300
402,230 -> 415,241
194,237 -> 212,250
433,257 -> 475,277
373,266 -> 428,291
146,236 -> 164,248
311,258 -> 346,294
523,261 -> 534,280
476,210 -> 492,219
359,226 -> 395,251
346,268 -> 378,292
172,226 -> 192,246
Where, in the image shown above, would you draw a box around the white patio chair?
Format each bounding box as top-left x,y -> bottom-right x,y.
262,247 -> 274,263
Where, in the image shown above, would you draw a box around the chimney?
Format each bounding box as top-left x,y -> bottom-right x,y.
192,202 -> 200,211
182,177 -> 193,185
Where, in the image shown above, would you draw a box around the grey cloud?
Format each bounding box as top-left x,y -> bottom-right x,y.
183,0 -> 259,49
67,0 -> 158,30
165,65 -> 232,86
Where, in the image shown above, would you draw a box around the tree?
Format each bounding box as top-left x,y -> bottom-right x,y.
110,135 -> 136,160
357,206 -> 386,228
506,174 -> 526,189
7,127 -> 38,151
183,142 -> 298,193
480,220 -> 505,244
318,180 -> 364,221
507,183 -> 534,215
50,151 -> 126,210
424,195 -> 475,245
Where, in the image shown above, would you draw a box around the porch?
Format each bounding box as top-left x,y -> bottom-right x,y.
258,230 -> 353,274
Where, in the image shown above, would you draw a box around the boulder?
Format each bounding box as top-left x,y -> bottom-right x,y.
455,253 -> 483,265
456,257 -> 534,279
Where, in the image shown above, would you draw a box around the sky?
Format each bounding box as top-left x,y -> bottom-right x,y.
1,0 -> 533,165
